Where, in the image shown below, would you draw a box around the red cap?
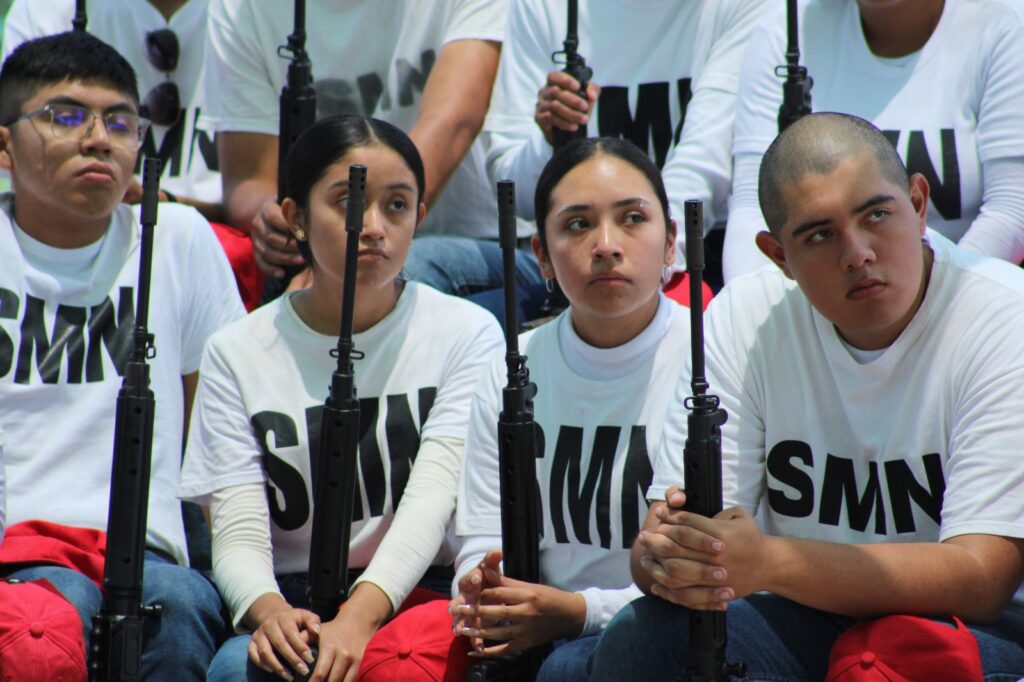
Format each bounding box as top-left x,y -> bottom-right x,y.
827,615 -> 982,682
356,600 -> 471,682
0,579 -> 86,682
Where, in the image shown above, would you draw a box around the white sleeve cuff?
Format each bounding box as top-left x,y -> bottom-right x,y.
578,584 -> 645,636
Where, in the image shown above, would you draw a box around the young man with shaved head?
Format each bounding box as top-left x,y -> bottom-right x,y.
589,113 -> 1024,679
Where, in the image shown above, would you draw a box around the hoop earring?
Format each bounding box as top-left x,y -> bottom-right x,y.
544,278 -> 555,293
660,265 -> 671,287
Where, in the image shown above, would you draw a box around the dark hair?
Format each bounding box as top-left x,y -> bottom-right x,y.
759,112 -> 910,235
532,137 -> 671,254
285,115 -> 425,264
0,31 -> 139,124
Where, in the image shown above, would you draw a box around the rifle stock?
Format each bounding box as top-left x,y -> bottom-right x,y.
682,200 -> 745,682
551,0 -> 593,150
776,0 -> 813,132
306,164 -> 366,622
89,158 -> 164,682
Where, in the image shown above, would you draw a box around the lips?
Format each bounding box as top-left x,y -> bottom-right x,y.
847,278 -> 886,301
357,248 -> 387,260
589,271 -> 630,286
76,163 -> 115,181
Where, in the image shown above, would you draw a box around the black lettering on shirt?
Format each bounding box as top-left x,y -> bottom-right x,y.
597,78 -> 692,167
766,439 -> 815,518
550,425 -> 617,549
253,410 -> 308,531
882,129 -> 961,221
885,453 -> 944,533
619,425 -> 653,548
818,455 -> 886,534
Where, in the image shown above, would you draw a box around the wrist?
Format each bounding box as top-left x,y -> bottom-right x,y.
562,590 -> 588,638
340,582 -> 393,629
760,534 -> 789,594
243,591 -> 290,629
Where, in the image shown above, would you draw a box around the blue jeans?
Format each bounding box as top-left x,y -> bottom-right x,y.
404,235 -> 547,323
4,551 -> 225,681
589,594 -> 1024,682
536,635 -> 600,682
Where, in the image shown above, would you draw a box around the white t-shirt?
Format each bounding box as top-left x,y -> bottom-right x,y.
0,198 -> 244,564
179,283 -> 503,578
485,0 -> 770,262
653,231 -> 1024,609
2,0 -> 222,204
457,296 -> 691,634
203,0 -> 506,238
725,0 -> 1024,278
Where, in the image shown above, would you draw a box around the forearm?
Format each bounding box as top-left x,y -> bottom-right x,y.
763,535 -> 1023,622
173,194 -> 227,225
219,132 -> 279,231
956,156 -> 1024,264
410,112 -> 482,208
353,436 -> 463,610
210,483 -> 283,631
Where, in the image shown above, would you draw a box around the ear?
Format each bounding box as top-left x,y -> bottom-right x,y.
415,201 -> 427,231
907,173 -> 930,236
664,218 -> 678,267
755,230 -> 794,279
281,198 -> 306,241
531,234 -> 556,280
0,127 -> 13,172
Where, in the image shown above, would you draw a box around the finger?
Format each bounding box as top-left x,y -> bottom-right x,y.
265,621 -> 310,677
648,522 -> 725,556
638,529 -> 723,564
310,644 -> 335,682
649,582 -> 733,611
253,250 -> 285,279
283,616 -> 317,672
252,633 -> 294,681
664,487 -> 687,509
460,622 -> 524,642
639,554 -> 726,590
545,70 -> 580,94
586,81 -> 601,104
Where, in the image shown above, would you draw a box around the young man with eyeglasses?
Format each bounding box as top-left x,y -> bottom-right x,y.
0,31 -> 243,679
2,0 -> 266,311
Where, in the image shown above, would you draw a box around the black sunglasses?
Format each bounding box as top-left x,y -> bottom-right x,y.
141,29 -> 180,127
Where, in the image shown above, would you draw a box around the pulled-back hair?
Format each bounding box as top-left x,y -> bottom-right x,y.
759,112 -> 909,235
533,137 -> 671,254
284,114 -> 425,264
0,31 -> 139,124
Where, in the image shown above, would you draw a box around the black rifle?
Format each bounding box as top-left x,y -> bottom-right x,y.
682,200 -> 745,682
73,0 -> 87,32
89,158 -> 164,682
263,0 -> 317,301
776,0 -> 812,132
466,181 -> 545,682
306,163 -> 366,622
551,0 -> 593,150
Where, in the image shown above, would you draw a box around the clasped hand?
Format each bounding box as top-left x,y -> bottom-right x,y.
449,549 -> 586,658
636,487 -> 771,610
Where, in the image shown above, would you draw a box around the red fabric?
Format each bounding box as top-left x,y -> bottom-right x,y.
663,271 -> 714,310
357,599 -> 471,682
827,615 -> 982,681
0,521 -> 106,591
0,579 -> 87,681
209,222 -> 263,312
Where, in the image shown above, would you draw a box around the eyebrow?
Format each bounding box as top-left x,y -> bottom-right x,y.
555,196 -> 650,216
326,180 -> 416,193
790,194 -> 897,237
45,95 -> 137,115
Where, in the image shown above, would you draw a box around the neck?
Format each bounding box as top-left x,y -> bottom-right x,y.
857,0 -> 944,58
11,191 -> 110,248
570,293 -> 660,349
148,0 -> 188,21
292,274 -> 403,336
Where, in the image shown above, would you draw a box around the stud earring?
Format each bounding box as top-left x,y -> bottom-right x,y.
294,228 -> 306,240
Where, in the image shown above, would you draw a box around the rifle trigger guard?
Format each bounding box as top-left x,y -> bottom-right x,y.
277,44 -> 293,61
551,49 -> 567,65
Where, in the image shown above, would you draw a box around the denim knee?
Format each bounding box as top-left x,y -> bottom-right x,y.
208,633 -> 280,682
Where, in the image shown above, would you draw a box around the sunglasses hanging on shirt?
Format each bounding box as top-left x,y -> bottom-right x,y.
141,28 -> 181,127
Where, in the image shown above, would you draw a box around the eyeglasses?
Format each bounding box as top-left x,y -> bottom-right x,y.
141,29 -> 180,127
4,103 -> 152,149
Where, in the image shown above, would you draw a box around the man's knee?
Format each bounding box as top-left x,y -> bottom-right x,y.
142,560 -> 224,629
5,564 -> 103,617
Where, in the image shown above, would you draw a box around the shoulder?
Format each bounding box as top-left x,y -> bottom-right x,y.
931,232 -> 1024,307
405,283 -> 501,334
203,297 -> 281,359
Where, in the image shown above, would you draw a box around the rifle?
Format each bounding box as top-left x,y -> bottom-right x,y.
682,200 -> 745,682
466,181 -> 545,682
775,0 -> 812,132
264,0 -> 317,301
306,163 -> 366,622
551,0 -> 593,150
89,158 -> 164,682
72,0 -> 87,32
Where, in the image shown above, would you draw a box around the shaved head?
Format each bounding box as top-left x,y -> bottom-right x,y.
758,113 -> 909,235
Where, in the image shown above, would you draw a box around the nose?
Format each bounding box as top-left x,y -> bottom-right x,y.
79,115 -> 113,154
359,204 -> 385,242
592,220 -> 624,261
839,229 -> 876,271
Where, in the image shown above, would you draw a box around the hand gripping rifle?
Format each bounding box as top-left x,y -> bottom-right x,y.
73,0 -> 87,32
466,181 -> 545,682
682,200 -> 745,682
775,0 -> 812,132
551,0 -> 593,150
89,158 -> 164,682
306,163 -> 366,623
